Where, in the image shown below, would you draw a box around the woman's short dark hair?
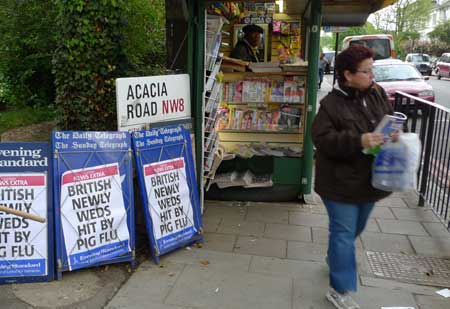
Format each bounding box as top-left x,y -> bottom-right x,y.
335,45 -> 374,83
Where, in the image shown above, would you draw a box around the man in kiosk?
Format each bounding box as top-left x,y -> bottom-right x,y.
231,24 -> 263,62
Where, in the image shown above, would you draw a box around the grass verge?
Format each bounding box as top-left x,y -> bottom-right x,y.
0,105 -> 56,134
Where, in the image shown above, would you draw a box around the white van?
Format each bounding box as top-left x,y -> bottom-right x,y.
342,34 -> 395,60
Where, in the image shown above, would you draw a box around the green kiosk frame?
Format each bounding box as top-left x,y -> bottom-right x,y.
170,0 -> 396,203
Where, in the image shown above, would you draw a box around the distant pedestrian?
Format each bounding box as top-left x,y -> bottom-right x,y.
312,45 -> 395,309
318,53 -> 328,89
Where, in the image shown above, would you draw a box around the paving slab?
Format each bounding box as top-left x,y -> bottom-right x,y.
415,294 -> 450,309
360,231 -> 414,253
353,285 -> 417,309
163,248 -> 251,273
360,276 -> 439,296
364,218 -> 381,232
292,264 -> 336,309
202,232 -> 236,252
402,193 -> 422,208
246,207 -> 289,224
202,216 -> 221,233
264,223 -> 311,242
409,235 -> 450,257
247,256 -> 333,309
287,240 -> 328,262
247,201 -> 305,211
301,204 -> 327,214
376,197 -> 409,208
377,219 -> 429,236
108,304 -> 198,309
288,212 -> 329,228
311,227 -> 363,249
106,261 -> 184,308
203,204 -> 246,221
371,206 -> 396,219
234,236 -> 287,258
421,222 -> 450,237
164,264 -> 292,309
391,208 -> 440,222
216,218 -> 265,236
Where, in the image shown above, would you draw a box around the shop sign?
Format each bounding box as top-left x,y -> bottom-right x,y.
116,74 -> 191,132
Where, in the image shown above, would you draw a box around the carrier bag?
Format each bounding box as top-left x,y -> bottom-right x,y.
372,133 -> 421,192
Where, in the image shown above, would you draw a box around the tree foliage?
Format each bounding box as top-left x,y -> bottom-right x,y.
371,0 -> 433,36
122,0 -> 166,76
0,0 -> 57,107
429,20 -> 450,44
321,23 -> 377,51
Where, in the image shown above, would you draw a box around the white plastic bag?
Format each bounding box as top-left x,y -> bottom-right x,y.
372,133 -> 421,192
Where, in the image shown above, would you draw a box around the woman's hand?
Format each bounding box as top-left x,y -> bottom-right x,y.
361,133 -> 384,149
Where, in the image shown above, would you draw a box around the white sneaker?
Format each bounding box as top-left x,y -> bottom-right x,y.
326,288 -> 360,309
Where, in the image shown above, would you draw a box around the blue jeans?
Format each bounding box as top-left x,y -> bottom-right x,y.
318,68 -> 324,85
322,198 -> 375,293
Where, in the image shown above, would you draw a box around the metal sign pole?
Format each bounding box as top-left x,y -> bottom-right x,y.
333,32 -> 339,86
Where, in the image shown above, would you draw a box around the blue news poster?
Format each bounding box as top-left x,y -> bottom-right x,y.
132,126 -> 202,263
53,132 -> 135,275
0,142 -> 54,284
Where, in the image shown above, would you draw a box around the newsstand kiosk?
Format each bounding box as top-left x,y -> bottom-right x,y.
165,0 -> 393,206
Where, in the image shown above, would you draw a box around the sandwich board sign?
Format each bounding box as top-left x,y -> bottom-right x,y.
132,125 -> 202,263
116,74 -> 191,132
52,132 -> 135,277
0,142 -> 54,284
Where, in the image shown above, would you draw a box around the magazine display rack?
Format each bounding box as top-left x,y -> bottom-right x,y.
203,14 -> 229,180
219,71 -> 305,151
207,70 -> 307,190
202,9 -> 308,194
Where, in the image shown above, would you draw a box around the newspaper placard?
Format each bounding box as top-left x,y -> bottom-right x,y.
0,142 -> 53,284
0,173 -> 47,277
53,131 -> 135,274
132,125 -> 202,262
143,158 -> 196,252
60,163 -> 130,270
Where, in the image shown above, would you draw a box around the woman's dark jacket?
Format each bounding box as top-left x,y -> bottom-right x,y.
312,83 -> 393,203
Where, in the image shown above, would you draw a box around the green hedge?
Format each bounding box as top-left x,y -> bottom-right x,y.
53,0 -> 165,131
52,0 -> 129,130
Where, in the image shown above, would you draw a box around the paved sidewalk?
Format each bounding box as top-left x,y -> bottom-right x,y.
104,192 -> 450,309
3,192 -> 450,308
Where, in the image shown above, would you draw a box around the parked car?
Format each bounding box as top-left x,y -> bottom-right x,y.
373,60 -> 435,107
405,53 -> 433,76
323,51 -> 335,74
436,52 -> 450,80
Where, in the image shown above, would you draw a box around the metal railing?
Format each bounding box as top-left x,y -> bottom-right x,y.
394,91 -> 450,231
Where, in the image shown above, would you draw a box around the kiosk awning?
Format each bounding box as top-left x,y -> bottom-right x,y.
285,0 -> 397,26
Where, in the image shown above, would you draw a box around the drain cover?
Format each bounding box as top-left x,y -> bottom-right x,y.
366,251 -> 450,287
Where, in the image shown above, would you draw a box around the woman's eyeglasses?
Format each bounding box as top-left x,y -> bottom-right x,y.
356,68 -> 373,75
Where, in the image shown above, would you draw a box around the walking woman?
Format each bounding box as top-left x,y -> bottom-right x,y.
312,45 -> 394,309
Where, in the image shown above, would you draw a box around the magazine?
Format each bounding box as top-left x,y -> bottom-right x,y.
363,112 -> 407,155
